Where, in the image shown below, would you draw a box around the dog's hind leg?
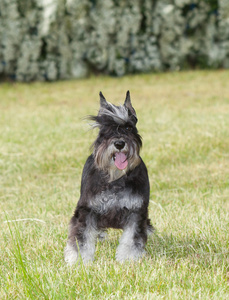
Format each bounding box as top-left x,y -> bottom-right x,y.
98,229 -> 108,241
64,208 -> 99,265
115,213 -> 148,262
147,218 -> 155,236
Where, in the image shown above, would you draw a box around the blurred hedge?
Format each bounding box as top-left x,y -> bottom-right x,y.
0,0 -> 229,81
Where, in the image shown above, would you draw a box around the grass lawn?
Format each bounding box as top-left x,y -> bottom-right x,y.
0,70 -> 229,299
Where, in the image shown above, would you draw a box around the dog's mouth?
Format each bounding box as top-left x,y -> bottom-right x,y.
112,152 -> 128,170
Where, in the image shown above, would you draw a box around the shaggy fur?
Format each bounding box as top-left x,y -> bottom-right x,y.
64,91 -> 153,264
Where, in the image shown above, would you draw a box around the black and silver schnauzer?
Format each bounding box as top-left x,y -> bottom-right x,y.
64,91 -> 153,264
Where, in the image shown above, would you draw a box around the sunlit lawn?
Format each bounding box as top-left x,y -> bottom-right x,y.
0,70 -> 229,299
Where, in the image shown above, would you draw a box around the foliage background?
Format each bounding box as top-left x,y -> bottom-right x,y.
0,0 -> 229,81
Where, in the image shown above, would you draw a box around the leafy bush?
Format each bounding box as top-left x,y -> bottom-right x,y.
0,0 -> 228,81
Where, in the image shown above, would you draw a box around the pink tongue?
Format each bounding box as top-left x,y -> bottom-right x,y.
114,152 -> 128,170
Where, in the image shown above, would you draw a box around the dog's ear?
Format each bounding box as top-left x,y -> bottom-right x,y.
99,91 -> 109,108
124,91 -> 136,116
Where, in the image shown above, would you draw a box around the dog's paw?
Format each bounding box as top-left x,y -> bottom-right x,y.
64,243 -> 78,266
115,244 -> 145,263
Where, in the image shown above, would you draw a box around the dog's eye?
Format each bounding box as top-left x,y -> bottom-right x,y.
125,126 -> 132,132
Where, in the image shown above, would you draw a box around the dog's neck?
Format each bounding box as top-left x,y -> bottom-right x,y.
108,167 -> 127,182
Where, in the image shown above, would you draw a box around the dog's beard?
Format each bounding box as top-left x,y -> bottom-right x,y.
94,138 -> 141,182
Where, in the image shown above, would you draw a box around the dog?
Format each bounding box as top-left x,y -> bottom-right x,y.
64,91 -> 153,264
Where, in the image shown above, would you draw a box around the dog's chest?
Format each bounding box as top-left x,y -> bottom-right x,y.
89,189 -> 143,214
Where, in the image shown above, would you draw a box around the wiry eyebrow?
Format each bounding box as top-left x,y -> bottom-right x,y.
99,103 -> 129,125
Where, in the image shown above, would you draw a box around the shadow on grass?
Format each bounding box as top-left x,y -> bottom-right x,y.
146,231 -> 228,268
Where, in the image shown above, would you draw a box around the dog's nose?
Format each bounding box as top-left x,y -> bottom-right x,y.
114,140 -> 125,150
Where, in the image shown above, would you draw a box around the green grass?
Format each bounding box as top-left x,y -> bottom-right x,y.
0,70 -> 229,299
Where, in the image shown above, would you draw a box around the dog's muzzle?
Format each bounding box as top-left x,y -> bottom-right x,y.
113,140 -> 128,170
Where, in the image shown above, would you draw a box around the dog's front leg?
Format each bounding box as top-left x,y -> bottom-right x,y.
64,209 -> 98,265
115,213 -> 147,262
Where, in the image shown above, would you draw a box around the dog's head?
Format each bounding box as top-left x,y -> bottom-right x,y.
89,91 -> 142,182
